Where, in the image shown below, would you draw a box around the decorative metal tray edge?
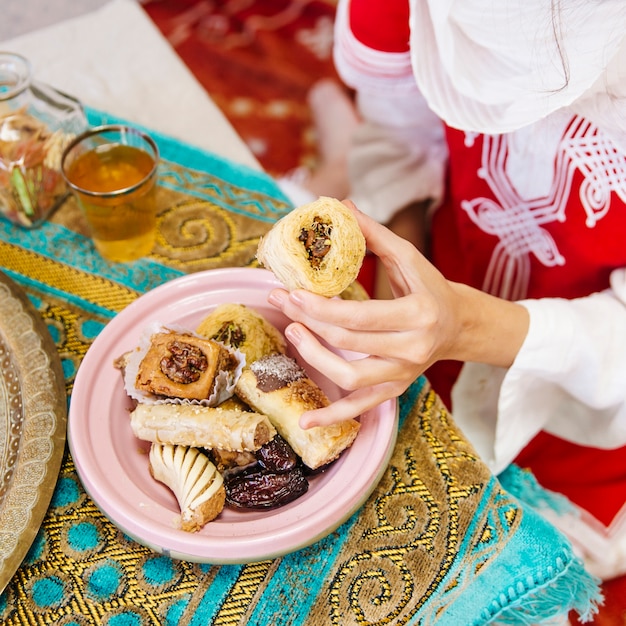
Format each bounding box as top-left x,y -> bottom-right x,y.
0,270 -> 67,594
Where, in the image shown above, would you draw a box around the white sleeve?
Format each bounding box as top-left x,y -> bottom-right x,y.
333,0 -> 447,224
451,268 -> 626,475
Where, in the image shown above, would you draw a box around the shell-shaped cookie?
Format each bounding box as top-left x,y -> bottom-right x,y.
149,443 -> 226,531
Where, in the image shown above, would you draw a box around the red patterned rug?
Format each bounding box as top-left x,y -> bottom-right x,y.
142,0 -> 340,179
141,4 -> 626,621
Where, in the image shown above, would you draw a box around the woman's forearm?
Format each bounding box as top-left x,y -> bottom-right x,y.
448,282 -> 530,369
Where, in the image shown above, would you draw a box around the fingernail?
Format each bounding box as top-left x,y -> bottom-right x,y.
285,324 -> 302,346
289,290 -> 304,306
268,290 -> 284,308
299,416 -> 315,430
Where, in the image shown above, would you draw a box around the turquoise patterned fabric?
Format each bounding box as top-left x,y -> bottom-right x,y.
0,109 -> 602,625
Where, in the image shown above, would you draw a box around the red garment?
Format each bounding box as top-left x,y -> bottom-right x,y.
346,2 -> 626,621
348,0 -> 410,53
431,127 -> 626,529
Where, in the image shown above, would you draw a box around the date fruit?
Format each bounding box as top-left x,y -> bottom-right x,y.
256,434 -> 298,473
225,467 -> 308,510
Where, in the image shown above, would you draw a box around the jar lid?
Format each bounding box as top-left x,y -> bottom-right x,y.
0,52 -> 31,101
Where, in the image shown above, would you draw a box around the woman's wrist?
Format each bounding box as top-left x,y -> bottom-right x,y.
448,282 -> 530,368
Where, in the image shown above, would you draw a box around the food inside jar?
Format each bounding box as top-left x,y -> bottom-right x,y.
0,107 -> 74,227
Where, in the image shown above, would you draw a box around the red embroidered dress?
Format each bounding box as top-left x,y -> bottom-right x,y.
435,123 -> 626,528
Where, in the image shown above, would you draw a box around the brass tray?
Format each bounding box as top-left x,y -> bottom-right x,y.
0,270 -> 67,593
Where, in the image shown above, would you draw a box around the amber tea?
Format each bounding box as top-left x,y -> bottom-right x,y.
61,126 -> 159,263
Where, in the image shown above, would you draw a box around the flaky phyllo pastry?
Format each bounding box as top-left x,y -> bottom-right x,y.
119,307 -> 361,531
256,196 -> 366,297
149,443 -> 226,532
130,403 -> 276,452
235,354 -> 360,469
196,303 -> 286,366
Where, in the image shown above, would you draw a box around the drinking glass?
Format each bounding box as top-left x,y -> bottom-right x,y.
61,124 -> 159,262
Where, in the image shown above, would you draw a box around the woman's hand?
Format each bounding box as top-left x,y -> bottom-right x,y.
267,201 -> 529,428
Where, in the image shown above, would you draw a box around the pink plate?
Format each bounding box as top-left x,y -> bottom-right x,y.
68,268 -> 398,563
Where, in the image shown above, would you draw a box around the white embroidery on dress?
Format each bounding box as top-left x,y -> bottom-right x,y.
566,118 -> 626,227
464,131 -> 479,148
461,115 -> 626,299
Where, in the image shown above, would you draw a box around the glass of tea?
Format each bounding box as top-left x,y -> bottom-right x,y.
61,124 -> 160,263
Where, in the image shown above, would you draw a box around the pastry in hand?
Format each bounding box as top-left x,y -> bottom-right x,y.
135,329 -> 239,401
196,303 -> 286,367
130,403 -> 277,452
256,196 -> 366,297
234,354 -> 360,469
149,443 -> 225,532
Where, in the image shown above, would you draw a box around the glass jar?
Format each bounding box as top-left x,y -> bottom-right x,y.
0,52 -> 88,228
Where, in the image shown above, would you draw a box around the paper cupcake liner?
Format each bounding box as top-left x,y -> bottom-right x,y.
123,321 -> 245,406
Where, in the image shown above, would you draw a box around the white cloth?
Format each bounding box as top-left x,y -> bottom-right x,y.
0,0 -> 260,170
334,0 -> 626,222
455,271 -> 626,474
407,0 -> 626,145
452,270 -> 626,579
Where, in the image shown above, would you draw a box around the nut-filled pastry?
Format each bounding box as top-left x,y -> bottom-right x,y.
196,303 -> 286,367
235,354 -> 360,469
120,324 -> 244,406
256,196 -> 366,297
135,330 -> 238,400
149,443 -> 226,532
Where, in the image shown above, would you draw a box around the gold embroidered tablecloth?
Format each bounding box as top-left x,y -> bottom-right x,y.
0,110 -> 600,626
